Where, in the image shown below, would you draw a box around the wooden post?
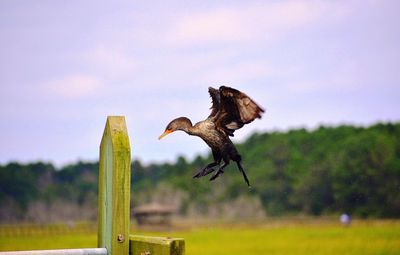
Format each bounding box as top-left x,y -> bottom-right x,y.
98,116 -> 131,255
129,236 -> 185,255
0,116 -> 185,255
98,116 -> 185,255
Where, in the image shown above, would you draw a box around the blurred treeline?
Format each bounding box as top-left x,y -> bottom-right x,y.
1,122 -> 399,223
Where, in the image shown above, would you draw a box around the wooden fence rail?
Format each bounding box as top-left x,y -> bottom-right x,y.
0,116 -> 185,255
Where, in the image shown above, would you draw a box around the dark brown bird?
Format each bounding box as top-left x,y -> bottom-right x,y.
158,86 -> 264,187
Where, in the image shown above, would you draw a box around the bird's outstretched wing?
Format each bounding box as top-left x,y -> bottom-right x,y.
207,87 -> 221,119
213,86 -> 264,136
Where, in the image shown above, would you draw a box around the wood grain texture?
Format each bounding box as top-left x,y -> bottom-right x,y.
98,116 -> 131,255
129,235 -> 185,255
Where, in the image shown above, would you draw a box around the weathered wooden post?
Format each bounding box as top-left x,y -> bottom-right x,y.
99,116 -> 185,255
0,116 -> 184,255
98,116 -> 131,255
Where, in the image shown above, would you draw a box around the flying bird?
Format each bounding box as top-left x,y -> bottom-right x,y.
158,86 -> 264,187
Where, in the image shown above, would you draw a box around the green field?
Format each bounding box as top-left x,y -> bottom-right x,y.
0,220 -> 399,255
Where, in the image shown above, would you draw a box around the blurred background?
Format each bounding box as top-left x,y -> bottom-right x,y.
0,1 -> 399,254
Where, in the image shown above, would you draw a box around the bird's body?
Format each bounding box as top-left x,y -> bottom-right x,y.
191,119 -> 240,162
192,120 -> 231,153
159,86 -> 264,186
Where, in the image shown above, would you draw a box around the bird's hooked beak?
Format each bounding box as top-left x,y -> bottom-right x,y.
158,129 -> 173,140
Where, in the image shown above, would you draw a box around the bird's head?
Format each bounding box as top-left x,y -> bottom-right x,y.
158,117 -> 193,140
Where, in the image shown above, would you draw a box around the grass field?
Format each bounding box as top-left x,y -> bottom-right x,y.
0,219 -> 399,255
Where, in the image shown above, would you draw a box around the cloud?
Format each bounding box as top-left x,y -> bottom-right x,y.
84,45 -> 136,77
202,61 -> 276,84
171,9 -> 243,44
42,74 -> 101,99
169,1 -> 347,45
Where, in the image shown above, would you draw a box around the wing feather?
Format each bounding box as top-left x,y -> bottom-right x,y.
207,87 -> 221,119
214,86 -> 264,136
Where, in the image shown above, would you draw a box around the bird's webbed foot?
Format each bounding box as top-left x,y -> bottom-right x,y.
193,162 -> 219,178
209,169 -> 224,181
209,162 -> 229,181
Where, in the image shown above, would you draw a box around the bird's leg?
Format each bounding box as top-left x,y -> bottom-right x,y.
193,161 -> 219,178
209,161 -> 229,181
236,161 -> 251,187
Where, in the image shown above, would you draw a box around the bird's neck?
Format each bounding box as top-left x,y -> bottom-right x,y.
183,120 -> 207,137
181,124 -> 196,135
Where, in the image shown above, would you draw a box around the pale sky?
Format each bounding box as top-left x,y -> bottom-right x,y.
1,0 -> 399,166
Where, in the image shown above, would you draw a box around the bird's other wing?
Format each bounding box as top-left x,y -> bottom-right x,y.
207,87 -> 221,119
215,86 -> 264,136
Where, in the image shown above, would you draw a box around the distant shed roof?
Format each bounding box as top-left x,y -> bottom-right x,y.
133,203 -> 176,215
